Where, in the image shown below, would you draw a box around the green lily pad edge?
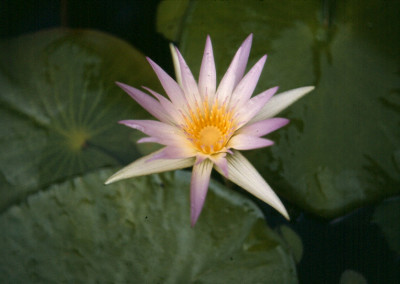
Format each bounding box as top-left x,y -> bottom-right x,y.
0,168 -> 298,283
0,28 -> 156,211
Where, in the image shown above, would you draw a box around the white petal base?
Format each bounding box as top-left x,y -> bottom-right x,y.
215,150 -> 290,220
105,149 -> 194,184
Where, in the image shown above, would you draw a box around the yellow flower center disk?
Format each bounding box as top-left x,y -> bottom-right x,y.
199,126 -> 222,148
182,97 -> 237,155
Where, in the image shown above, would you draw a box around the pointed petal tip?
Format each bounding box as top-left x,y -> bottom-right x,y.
104,174 -> 119,185
245,33 -> 253,42
190,216 -> 197,227
118,120 -> 134,127
261,54 -> 267,61
271,197 -> 290,220
146,56 -> 156,66
296,86 -> 315,95
117,120 -> 132,127
296,85 -> 315,95
190,203 -> 203,227
284,211 -> 290,221
115,81 -> 129,89
278,205 -> 290,221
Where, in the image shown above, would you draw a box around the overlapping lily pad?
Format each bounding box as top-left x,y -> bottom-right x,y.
157,0 -> 400,218
0,29 -> 157,210
0,169 -> 298,283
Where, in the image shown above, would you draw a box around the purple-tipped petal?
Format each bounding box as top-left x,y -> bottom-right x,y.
116,82 -> 170,123
251,86 -> 315,122
119,120 -> 183,145
215,34 -> 253,103
146,57 -> 186,108
237,118 -> 290,137
190,159 -> 213,226
198,35 -> 216,98
215,151 -> 289,220
142,87 -> 182,124
137,137 -> 159,144
149,145 -> 197,160
174,47 -> 202,106
210,153 -> 229,177
230,55 -> 267,107
235,34 -> 253,86
105,148 -> 195,185
237,86 -> 278,126
195,153 -> 208,165
228,134 -> 274,150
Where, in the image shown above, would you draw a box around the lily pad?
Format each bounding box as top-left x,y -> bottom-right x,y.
0,169 -> 298,283
278,225 -> 303,264
339,269 -> 367,284
372,197 -> 400,254
157,0 -> 400,218
0,29 -> 157,211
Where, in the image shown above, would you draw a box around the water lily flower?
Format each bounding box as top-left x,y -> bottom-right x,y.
105,34 -> 314,226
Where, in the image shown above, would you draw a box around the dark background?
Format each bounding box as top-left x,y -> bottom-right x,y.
0,1 -> 398,283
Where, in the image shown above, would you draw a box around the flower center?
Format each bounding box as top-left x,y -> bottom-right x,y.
199,126 -> 222,148
182,97 -> 237,155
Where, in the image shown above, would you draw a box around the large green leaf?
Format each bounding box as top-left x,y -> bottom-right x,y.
0,29 -> 157,211
157,0 -> 400,218
0,169 -> 297,283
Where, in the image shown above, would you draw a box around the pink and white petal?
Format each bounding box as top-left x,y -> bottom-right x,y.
116,82 -> 170,123
230,55 -> 267,107
236,86 -> 278,126
237,118 -> 289,136
210,153 -> 228,177
190,159 -> 214,226
119,120 -> 184,145
250,86 -> 315,123
235,33 -> 253,87
137,137 -> 159,144
142,87 -> 182,124
215,34 -> 253,103
174,47 -> 202,104
105,148 -> 195,185
195,153 -> 208,165
198,35 -> 216,99
169,43 -> 182,86
215,151 -> 289,220
149,145 -> 197,160
228,134 -> 274,150
146,57 -> 186,108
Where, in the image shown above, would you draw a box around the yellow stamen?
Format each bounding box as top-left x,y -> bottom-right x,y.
182,97 -> 237,155
199,126 -> 222,147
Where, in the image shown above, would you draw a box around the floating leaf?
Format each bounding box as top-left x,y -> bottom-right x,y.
340,269 -> 367,284
0,29 -> 157,210
0,169 -> 297,283
278,225 -> 303,263
157,0 -> 400,218
372,197 -> 400,254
